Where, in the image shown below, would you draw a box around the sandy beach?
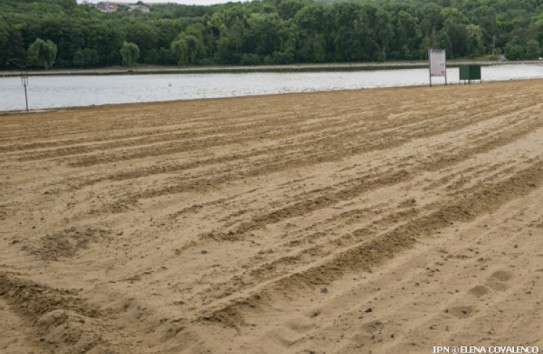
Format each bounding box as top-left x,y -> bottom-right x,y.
1,80 -> 542,353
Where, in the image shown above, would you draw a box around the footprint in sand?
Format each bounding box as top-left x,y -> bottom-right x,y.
486,270 -> 513,291
362,320 -> 385,333
468,285 -> 489,297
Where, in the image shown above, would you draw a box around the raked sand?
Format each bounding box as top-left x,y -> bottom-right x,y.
1,80 -> 542,353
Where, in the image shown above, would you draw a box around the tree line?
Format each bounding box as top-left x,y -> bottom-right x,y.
1,0 -> 542,69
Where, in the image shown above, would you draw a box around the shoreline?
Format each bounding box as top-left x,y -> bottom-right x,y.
2,77 -> 543,115
1,60 -> 541,77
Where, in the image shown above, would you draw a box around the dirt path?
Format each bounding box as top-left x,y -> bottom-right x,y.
1,80 -> 542,353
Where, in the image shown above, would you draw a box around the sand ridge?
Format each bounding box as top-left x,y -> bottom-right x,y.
1,80 -> 542,353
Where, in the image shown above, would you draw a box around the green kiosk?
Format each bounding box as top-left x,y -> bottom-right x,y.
459,65 -> 481,84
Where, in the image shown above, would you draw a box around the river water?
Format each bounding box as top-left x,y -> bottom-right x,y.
1,64 -> 542,111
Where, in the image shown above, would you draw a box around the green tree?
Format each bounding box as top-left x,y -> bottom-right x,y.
277,0 -> 305,20
171,35 -> 199,65
4,27 -> 26,68
125,23 -> 159,63
375,8 -> 393,61
28,38 -> 58,69
466,24 -> 484,57
245,13 -> 294,63
294,5 -> 331,62
418,3 -> 444,38
472,6 -> 497,52
332,3 -> 364,61
120,42 -> 139,67
420,30 -> 440,58
505,42 -> 524,60
526,39 -> 541,58
389,9 -> 422,60
88,24 -> 123,66
441,8 -> 469,58
171,24 -> 206,65
3,0 -> 543,69
73,48 -> 100,67
0,23 -> 9,66
213,7 -> 249,64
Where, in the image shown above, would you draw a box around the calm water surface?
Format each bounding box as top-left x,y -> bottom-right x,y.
1,64 -> 542,111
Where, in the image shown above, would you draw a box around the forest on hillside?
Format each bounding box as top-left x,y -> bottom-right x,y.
1,0 -> 542,69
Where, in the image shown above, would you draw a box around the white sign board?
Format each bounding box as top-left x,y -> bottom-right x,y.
429,49 -> 446,77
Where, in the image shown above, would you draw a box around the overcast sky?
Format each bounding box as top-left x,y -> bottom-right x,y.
77,0 -> 245,5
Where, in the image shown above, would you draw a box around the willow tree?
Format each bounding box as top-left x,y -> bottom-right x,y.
171,34 -> 204,65
120,42 -> 139,67
28,38 -> 57,69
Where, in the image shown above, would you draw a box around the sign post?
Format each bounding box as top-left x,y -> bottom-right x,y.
428,48 -> 447,87
7,57 -> 31,111
21,73 -> 29,112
